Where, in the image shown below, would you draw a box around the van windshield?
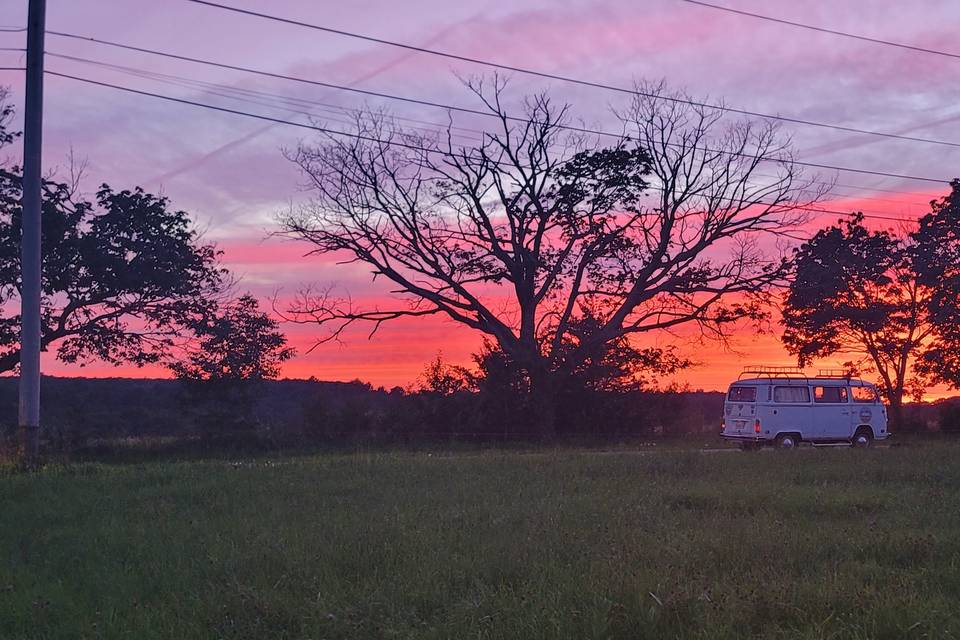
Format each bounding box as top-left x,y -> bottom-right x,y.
728,386 -> 757,402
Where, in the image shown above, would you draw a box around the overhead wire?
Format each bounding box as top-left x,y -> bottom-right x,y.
44,69 -> 926,225
678,0 -> 960,61
47,51 -> 487,143
42,34 -> 953,185
47,52 -> 935,213
180,0 -> 960,151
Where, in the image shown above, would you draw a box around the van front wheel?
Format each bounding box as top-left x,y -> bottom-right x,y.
852,427 -> 874,448
775,434 -> 798,449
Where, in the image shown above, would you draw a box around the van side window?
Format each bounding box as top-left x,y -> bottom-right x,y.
851,386 -> 879,403
813,386 -> 848,403
728,386 -> 757,402
774,386 -> 810,403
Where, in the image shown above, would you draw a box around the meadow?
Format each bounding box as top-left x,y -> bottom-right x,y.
2,442 -> 960,639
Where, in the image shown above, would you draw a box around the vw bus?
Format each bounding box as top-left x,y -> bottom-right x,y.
720,367 -> 889,449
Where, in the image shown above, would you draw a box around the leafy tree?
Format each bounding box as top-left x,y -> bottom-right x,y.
470,328 -> 691,436
0,94 -> 227,374
280,77 -> 818,434
415,353 -> 471,396
781,199 -> 960,427
169,294 -> 294,381
914,180 -> 960,387
169,294 -> 294,444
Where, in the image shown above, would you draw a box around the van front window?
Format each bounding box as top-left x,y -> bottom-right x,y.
728,386 -> 757,402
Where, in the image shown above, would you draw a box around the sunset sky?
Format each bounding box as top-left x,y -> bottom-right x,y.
0,0 -> 958,391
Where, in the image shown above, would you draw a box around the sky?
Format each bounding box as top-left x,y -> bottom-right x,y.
0,0 -> 958,392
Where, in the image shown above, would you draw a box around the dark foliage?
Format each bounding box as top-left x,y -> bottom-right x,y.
170,294 -> 294,381
914,180 -> 960,387
782,192 -> 960,425
0,180 -> 226,373
169,295 -> 295,443
0,377 -> 728,455
0,92 -> 226,375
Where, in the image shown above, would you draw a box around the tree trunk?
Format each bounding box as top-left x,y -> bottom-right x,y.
888,396 -> 905,432
528,366 -> 559,441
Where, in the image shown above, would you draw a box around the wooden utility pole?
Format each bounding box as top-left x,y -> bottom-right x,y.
19,0 -> 46,463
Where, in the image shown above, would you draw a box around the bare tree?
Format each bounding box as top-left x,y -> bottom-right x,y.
279,77 -> 822,433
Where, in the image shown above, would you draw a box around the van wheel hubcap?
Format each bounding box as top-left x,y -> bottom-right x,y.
855,435 -> 870,446
780,437 -> 795,448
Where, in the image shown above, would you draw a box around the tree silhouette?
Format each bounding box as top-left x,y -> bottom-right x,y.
782,193 -> 960,427
280,77 -> 819,434
169,294 -> 294,381
0,92 -> 226,376
0,180 -> 227,374
169,294 -> 294,444
914,180 -> 960,387
416,353 -> 471,396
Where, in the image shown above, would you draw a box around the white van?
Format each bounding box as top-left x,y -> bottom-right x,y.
720,367 -> 889,449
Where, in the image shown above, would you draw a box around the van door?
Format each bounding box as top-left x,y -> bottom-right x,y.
726,385 -> 758,436
851,385 -> 883,437
812,385 -> 850,440
771,384 -> 811,438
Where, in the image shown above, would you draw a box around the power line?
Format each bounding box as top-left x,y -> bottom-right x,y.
46,69 -> 462,153
47,51 -> 488,143
46,52 -> 936,211
181,0 -> 960,151
47,31 -> 496,119
0,27 -> 27,33
43,69 -> 924,225
829,181 -> 936,200
42,35 -> 953,185
679,0 -> 960,61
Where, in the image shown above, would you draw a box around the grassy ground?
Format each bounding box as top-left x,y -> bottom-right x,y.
2,443 -> 960,639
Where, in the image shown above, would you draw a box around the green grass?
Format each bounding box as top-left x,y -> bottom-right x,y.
2,444 -> 960,639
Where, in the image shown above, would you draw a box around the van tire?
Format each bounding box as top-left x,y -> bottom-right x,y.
852,427 -> 874,448
775,433 -> 799,449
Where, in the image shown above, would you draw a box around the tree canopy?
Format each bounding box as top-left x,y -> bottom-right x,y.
914,180 -> 960,387
0,90 -> 227,374
782,184 -> 960,424
169,294 -> 295,381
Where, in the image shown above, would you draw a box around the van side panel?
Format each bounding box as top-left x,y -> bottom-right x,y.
768,384 -> 811,439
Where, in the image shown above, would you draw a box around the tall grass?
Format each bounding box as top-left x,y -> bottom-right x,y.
2,445 -> 959,638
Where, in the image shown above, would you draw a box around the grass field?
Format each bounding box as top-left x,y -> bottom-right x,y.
2,443 -> 960,639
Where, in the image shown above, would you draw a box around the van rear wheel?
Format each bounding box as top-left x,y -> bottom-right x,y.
852,427 -> 874,448
775,434 -> 798,449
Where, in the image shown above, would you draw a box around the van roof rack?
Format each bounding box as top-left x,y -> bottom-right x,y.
738,366 -> 807,381
816,368 -> 854,379
738,366 -> 855,381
